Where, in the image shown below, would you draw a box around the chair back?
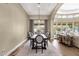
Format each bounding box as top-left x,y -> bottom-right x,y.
35,35 -> 44,44
45,32 -> 49,37
29,32 -> 33,37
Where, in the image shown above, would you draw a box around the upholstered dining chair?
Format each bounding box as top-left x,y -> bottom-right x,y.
28,32 -> 34,47
34,35 -> 45,53
45,32 -> 50,46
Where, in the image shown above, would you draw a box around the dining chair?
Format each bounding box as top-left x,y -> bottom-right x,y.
28,32 -> 34,47
34,35 -> 45,53
45,32 -> 50,46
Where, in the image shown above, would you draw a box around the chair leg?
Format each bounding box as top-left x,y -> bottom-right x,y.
36,43 -> 37,53
30,40 -> 32,47
46,41 -> 48,47
44,41 -> 46,48
32,40 -> 34,49
42,43 -> 43,53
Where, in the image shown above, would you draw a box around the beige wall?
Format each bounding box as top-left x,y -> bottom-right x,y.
0,4 -> 29,54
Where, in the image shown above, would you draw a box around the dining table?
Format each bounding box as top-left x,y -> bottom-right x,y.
31,34 -> 47,39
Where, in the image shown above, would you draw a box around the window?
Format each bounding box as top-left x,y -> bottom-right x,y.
68,15 -> 73,18
74,14 -> 79,17
56,15 -> 62,18
62,15 -> 67,18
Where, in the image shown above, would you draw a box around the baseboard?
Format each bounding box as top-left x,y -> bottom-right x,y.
4,39 -> 28,56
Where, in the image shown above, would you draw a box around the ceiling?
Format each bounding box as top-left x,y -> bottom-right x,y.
20,3 -> 57,16
59,3 -> 79,10
57,3 -> 79,14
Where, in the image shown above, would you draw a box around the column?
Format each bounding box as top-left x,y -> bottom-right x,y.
29,20 -> 33,32
45,20 -> 48,32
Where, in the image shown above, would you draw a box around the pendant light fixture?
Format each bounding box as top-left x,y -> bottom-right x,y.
37,3 -> 40,31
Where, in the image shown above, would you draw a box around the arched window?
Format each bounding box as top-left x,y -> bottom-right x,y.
74,14 -> 79,17
67,15 -> 73,18
62,15 -> 67,18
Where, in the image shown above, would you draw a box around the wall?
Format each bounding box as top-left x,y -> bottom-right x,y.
0,3 -> 29,55
50,3 -> 62,39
